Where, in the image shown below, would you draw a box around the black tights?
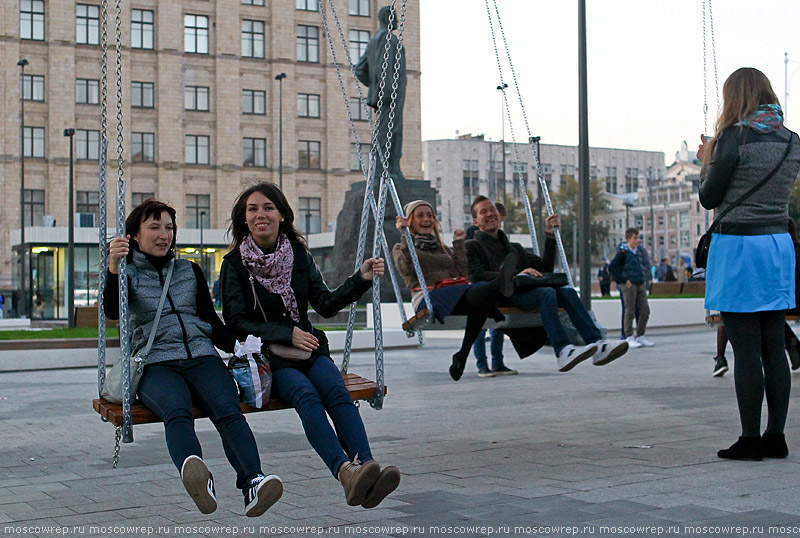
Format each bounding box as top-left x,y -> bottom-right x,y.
721,310 -> 791,437
452,283 -> 499,360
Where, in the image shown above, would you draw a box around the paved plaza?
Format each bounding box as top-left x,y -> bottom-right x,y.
2,326 -> 800,537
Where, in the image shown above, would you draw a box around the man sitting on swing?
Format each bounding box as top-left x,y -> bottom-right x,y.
466,196 -> 629,371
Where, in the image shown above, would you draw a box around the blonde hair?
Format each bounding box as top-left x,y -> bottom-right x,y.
407,204 -> 451,255
704,68 -> 780,165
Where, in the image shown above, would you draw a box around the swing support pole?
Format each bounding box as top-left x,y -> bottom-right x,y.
577,0 -> 591,309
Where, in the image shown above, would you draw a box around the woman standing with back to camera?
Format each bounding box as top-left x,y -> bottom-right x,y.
699,67 -> 800,461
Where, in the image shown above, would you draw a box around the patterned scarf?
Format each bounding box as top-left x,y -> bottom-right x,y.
412,233 -> 441,251
239,233 -> 300,323
735,104 -> 784,133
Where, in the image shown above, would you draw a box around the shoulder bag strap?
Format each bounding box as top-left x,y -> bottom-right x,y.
139,260 -> 174,360
709,134 -> 794,231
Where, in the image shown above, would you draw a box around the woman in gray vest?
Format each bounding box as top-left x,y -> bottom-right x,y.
699,68 -> 800,461
104,199 -> 282,516
220,183 -> 401,509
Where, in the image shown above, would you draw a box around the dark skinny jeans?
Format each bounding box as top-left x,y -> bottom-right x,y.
138,356 -> 263,489
272,355 -> 373,478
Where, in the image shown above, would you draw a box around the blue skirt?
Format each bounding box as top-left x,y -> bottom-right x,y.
415,284 -> 470,323
705,232 -> 795,312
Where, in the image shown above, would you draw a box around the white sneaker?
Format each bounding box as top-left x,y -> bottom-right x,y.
625,335 -> 642,349
556,343 -> 598,372
635,335 -> 655,347
592,340 -> 629,366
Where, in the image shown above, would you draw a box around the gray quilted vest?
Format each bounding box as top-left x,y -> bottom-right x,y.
125,250 -> 219,364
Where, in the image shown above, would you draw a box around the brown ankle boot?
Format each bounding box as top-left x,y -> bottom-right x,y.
338,458 -> 380,506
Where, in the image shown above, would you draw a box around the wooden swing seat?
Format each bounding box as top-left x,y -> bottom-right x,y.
93,373 -> 386,427
402,306 -> 563,332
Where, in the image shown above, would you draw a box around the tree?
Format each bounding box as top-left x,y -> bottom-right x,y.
549,176 -> 610,262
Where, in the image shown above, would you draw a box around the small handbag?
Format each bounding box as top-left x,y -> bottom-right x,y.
229,338 -> 272,408
696,137 -> 793,268
249,273 -> 312,361
513,272 -> 569,291
101,260 -> 174,404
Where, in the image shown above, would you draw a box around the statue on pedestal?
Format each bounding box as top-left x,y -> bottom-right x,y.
355,5 -> 406,181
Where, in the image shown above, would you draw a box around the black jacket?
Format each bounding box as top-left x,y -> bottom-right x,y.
466,230 -> 556,283
220,242 -> 371,367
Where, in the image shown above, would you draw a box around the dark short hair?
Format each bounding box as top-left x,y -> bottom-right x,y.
625,227 -> 640,239
228,182 -> 306,250
470,195 -> 492,218
125,199 -> 177,253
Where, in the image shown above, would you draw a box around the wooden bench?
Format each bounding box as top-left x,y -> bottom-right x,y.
649,281 -> 706,297
93,373 -> 385,427
402,306 -> 555,332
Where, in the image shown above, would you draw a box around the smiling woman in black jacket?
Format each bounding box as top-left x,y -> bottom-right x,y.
220,182 -> 400,509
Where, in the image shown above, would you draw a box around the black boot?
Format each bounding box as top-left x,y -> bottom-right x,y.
762,433 -> 789,458
498,252 -> 518,297
464,252 -> 518,304
449,353 -> 467,381
717,436 -> 764,461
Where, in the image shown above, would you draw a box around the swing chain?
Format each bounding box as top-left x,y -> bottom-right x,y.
112,426 -> 122,468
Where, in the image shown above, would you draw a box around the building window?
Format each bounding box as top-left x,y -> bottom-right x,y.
349,30 -> 370,61
296,0 -> 318,11
350,142 -> 370,171
541,163 -> 552,189
560,164 -> 575,180
132,192 -> 155,206
76,78 -> 99,105
605,177 -> 617,194
241,19 -> 265,58
298,140 -> 321,169
242,0 -> 264,5
21,0 -> 45,40
185,194 -> 211,228
462,160 -> 480,215
185,86 -> 209,111
350,97 -> 369,121
349,0 -> 370,16
22,74 -> 45,101
131,132 -> 155,162
76,129 -> 100,160
185,135 -> 210,165
512,162 -> 527,197
297,25 -> 319,63
131,9 -> 154,49
76,191 -> 99,219
241,89 -> 265,115
23,127 -> 45,158
131,81 -> 154,108
297,93 -> 320,118
185,14 -> 209,54
243,137 -> 266,167
298,197 -> 321,234
23,189 -> 45,227
76,4 -> 100,45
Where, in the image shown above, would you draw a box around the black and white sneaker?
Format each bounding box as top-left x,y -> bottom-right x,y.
244,474 -> 283,517
712,356 -> 729,377
180,455 -> 217,514
556,343 -> 597,372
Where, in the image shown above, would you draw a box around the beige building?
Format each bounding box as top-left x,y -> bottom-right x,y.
0,0 -> 421,318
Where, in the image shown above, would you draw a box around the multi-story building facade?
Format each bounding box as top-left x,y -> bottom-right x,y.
423,134 -> 665,235
1,0 -> 422,318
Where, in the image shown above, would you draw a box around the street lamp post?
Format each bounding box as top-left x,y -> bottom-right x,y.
496,83 -> 508,209
199,210 -> 206,280
624,201 -> 633,229
64,128 -> 76,328
274,73 -> 287,190
18,59 -> 29,318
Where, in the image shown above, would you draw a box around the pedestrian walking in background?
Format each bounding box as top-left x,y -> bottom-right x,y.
598,258 -> 611,297
609,228 -> 653,348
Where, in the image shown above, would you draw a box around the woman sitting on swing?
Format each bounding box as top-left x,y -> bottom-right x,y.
104,199 -> 282,516
393,200 -> 517,382
220,182 -> 400,509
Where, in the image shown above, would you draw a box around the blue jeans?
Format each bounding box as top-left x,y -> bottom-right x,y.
509,286 -> 601,355
272,356 -> 373,477
472,328 -> 505,370
138,356 -> 263,489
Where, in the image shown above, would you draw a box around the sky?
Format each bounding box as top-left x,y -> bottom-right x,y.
418,0 -> 800,165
